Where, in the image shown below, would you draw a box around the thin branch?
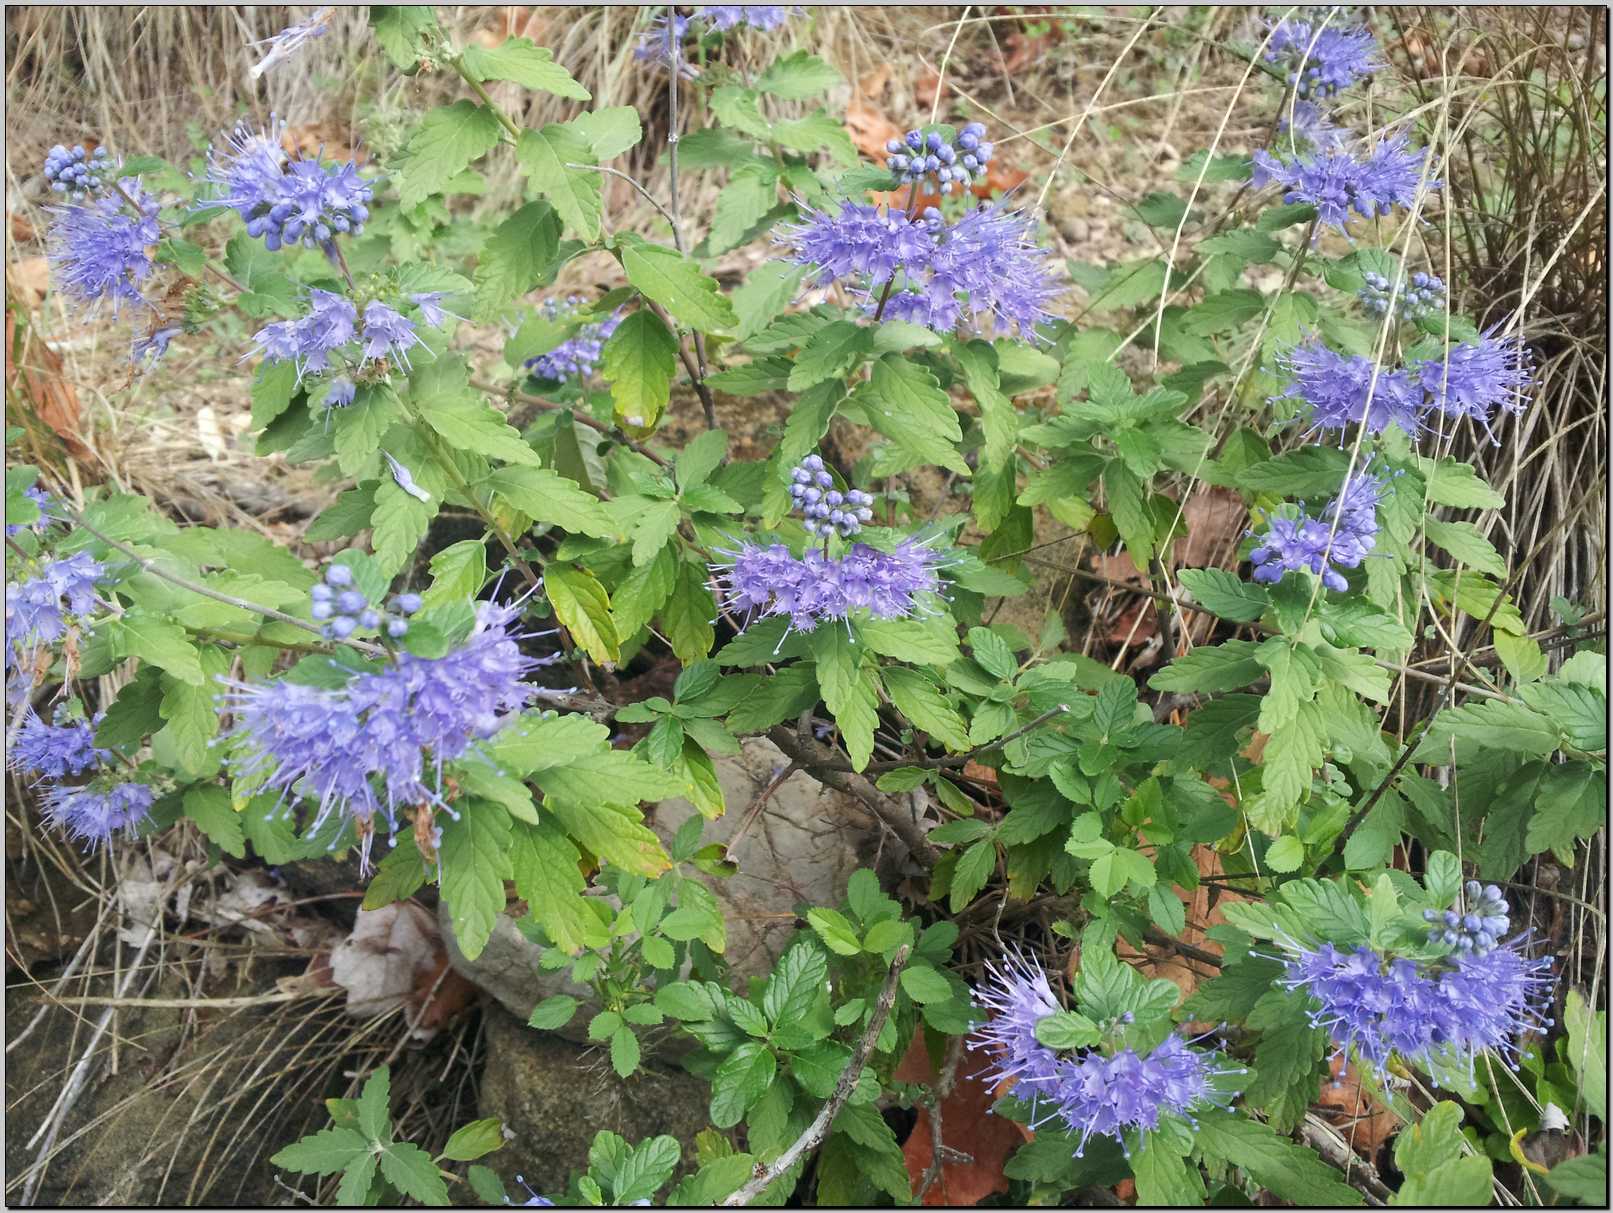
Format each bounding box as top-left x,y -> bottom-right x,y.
768,727 -> 940,867
914,1035 -> 966,1203
721,946 -> 911,1207
568,162 -> 679,232
469,377 -> 672,468
64,509 -> 384,658
866,704 -> 1068,773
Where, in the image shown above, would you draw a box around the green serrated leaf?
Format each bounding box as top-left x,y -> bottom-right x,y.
601,309 -> 678,431
516,124 -> 602,241
439,802 -> 514,961
397,101 -> 505,209
618,237 -> 736,334
472,202 -> 561,321
460,37 -> 590,99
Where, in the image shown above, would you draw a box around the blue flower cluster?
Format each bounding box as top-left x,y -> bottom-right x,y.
635,7 -> 797,71
719,537 -> 947,634
1249,469 -> 1383,592
524,297 -> 623,382
1277,328 -> 1533,443
969,952 -> 1236,1157
781,178 -> 1063,338
1263,15 -> 1382,98
251,289 -> 420,389
43,780 -> 156,849
9,709 -> 108,779
1425,882 -> 1511,953
698,6 -> 796,31
310,564 -> 419,640
1277,932 -> 1554,1080
222,598 -> 559,868
47,178 -> 162,317
716,451 -> 949,633
789,454 -> 874,538
884,123 -> 994,194
6,552 -> 104,663
44,144 -> 112,198
7,708 -> 153,849
1252,131 -> 1436,234
201,119 -> 373,252
1251,18 -> 1437,238
1361,267 -> 1446,319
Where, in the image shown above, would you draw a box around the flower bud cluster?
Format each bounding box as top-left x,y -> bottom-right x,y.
1361,269 -> 1446,319
44,145 -> 112,198
885,123 -> 994,194
311,564 -> 420,640
1425,882 -> 1510,953
789,454 -> 874,538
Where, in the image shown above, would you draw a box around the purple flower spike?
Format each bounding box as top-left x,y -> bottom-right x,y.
1252,132 -> 1437,235
360,300 -> 419,371
6,552 -> 105,658
779,200 -> 938,289
1414,326 -> 1534,443
1050,1035 -> 1229,1157
1436,935 -> 1556,1074
967,951 -> 1066,1114
525,298 -> 623,382
697,6 -> 797,32
968,951 -> 1234,1155
200,117 -> 373,252
1275,934 -> 1555,1083
926,201 -> 1063,338
249,288 -> 358,380
223,598 -> 558,870
43,780 -> 155,849
1248,471 -> 1379,593
47,179 -> 163,317
1263,16 -> 1382,98
9,710 -> 109,780
1275,341 -> 1425,438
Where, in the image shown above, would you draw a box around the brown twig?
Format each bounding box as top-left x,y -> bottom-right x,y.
767,726 -> 940,867
720,946 -> 910,1206
913,1035 -> 966,1203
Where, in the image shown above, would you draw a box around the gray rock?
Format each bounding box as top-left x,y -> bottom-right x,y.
442,737 -> 883,1041
477,1004 -> 712,1197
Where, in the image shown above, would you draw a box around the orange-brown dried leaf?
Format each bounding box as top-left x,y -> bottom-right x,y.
5,305 -> 90,461
897,1035 -> 1029,1206
845,95 -> 904,166
1315,1055 -> 1398,1156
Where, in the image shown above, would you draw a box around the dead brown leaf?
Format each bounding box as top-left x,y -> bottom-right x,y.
1177,487 -> 1247,569
7,256 -> 50,308
327,902 -> 474,1038
1316,1055 -> 1399,1156
845,95 -> 904,166
897,1035 -> 1029,1206
10,210 -> 37,242
5,305 -> 91,461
